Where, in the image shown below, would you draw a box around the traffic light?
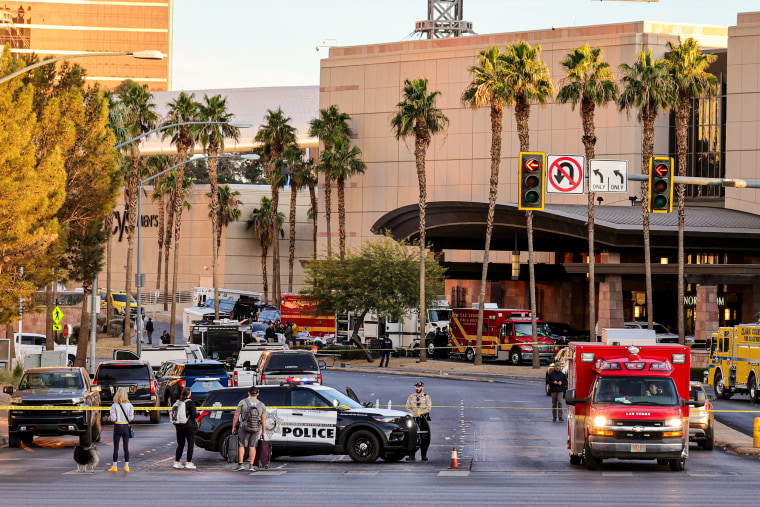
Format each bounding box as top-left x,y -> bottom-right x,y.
518,152 -> 545,211
648,156 -> 674,213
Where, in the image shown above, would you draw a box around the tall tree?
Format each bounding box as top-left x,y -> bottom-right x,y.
255,108 -> 297,307
284,145 -> 307,293
213,184 -> 243,255
196,94 -> 241,318
162,91 -> 200,341
461,45 -> 510,366
308,106 -> 353,258
118,81 -> 157,345
391,77 -> 449,363
156,171 -> 192,313
247,197 -> 285,305
666,38 -> 718,344
619,50 -> 673,331
301,158 -> 319,258
557,45 -> 619,342
147,155 -> 172,307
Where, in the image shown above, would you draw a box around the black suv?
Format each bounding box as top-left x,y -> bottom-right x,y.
255,350 -> 325,386
94,361 -> 160,424
3,367 -> 102,447
156,360 -> 232,407
195,383 -> 419,463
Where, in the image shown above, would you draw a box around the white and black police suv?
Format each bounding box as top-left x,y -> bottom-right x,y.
195,383 -> 419,463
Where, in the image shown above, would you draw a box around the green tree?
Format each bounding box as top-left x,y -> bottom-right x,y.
196,94 -> 241,318
391,77 -> 449,363
666,38 -> 718,343
162,92 -> 200,341
619,50 -> 673,331
303,236 -> 446,362
247,197 -> 285,305
557,45 -> 619,342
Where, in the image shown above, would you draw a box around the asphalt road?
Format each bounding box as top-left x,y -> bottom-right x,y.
1,370 -> 759,505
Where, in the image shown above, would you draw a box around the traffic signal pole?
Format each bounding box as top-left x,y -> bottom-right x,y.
629,174 -> 760,188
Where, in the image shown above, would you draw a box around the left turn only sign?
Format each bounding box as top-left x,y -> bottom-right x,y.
546,154 -> 585,194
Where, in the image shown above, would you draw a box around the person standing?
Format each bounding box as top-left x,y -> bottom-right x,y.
145,317 -> 154,344
108,387 -> 134,473
232,386 -> 267,472
547,363 -> 568,422
284,321 -> 294,347
265,322 -> 276,343
173,387 -> 198,470
379,333 -> 393,367
405,381 -> 432,461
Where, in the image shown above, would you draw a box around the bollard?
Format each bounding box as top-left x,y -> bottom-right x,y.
387,400 -> 392,409
755,418 -> 760,448
376,398 -> 380,409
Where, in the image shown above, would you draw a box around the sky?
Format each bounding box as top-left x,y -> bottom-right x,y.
171,0 -> 760,91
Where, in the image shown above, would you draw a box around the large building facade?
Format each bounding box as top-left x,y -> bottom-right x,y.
0,0 -> 170,90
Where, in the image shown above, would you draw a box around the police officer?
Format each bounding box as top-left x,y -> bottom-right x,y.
379,333 -> 393,367
405,381 -> 432,461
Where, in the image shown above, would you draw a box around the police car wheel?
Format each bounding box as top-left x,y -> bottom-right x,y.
382,452 -> 405,463
347,430 -> 381,463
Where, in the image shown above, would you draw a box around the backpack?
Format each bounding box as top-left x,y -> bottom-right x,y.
242,398 -> 261,432
170,399 -> 188,425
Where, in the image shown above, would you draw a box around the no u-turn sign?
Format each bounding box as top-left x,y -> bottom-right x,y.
546,155 -> 585,194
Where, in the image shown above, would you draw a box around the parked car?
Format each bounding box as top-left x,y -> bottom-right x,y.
254,350 -> 325,386
156,359 -> 232,407
233,343 -> 289,386
623,322 -> 679,343
13,332 -> 77,366
3,367 -> 102,447
195,383 -> 419,463
545,322 -> 588,345
93,360 -> 160,424
99,289 -> 145,321
689,381 -> 714,450
114,343 -> 207,372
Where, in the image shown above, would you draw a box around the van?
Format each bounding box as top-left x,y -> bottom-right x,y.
99,289 -> 145,321
254,350 -> 325,386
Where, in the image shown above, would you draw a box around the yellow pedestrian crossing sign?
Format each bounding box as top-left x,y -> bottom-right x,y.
53,324 -> 62,331
53,306 -> 64,324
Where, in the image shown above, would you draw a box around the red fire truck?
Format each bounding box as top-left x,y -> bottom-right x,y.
449,307 -> 556,364
564,343 -> 703,471
280,294 -> 335,339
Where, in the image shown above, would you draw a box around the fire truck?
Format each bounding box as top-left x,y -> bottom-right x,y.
448,307 -> 556,364
564,343 -> 701,471
705,324 -> 760,401
280,294 -> 336,339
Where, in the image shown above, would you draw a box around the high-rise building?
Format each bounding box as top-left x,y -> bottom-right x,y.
0,0 -> 170,91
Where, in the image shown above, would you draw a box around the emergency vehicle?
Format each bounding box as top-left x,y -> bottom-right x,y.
705,324 -> 760,401
449,307 -> 556,364
564,343 -> 702,471
280,294 -> 336,339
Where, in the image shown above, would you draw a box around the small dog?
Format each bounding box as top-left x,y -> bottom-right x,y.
73,445 -> 100,473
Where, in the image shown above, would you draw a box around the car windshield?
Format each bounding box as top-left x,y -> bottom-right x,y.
514,322 -> 551,337
185,364 -> 228,377
593,376 -> 679,406
111,294 -> 137,304
19,372 -> 83,390
653,324 -> 671,334
259,310 -> 280,322
317,387 -> 363,409
428,309 -> 451,322
265,354 -> 317,371
97,365 -> 149,381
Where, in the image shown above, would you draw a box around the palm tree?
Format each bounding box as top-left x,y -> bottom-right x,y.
162,91 -> 200,342
309,106 -> 353,258
117,82 -> 157,345
255,108 -> 297,307
619,50 -> 674,332
556,45 -> 619,342
147,155 -> 172,307
213,184 -> 243,253
301,158 -> 319,258
321,134 -> 367,260
462,45 -> 509,366
196,94 -> 241,319
666,38 -> 718,344
501,40 -> 555,369
247,197 -> 285,305
157,171 -> 193,311
391,77 -> 449,363
284,145 -> 307,293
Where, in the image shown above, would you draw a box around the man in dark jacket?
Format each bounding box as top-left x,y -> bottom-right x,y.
145,317 -> 154,344
547,363 -> 568,422
265,322 -> 276,343
379,333 -> 393,367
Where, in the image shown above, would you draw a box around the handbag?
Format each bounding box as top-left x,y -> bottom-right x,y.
117,403 -> 134,438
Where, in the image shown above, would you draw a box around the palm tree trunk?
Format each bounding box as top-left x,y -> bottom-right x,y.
415,131 -> 429,363
272,185 -> 281,308
208,145 -> 220,319
309,184 -> 317,258
261,244 -> 269,304
288,183 -> 297,293
337,175 -> 346,260
324,173 -> 333,258
156,192 -> 164,302
475,101 -> 504,366
581,100 -> 598,341
74,280 -> 92,368
123,151 -> 139,345
675,93 -> 690,345
170,146 -> 189,343
164,201 -> 174,312
642,107 -> 655,329
106,213 -> 114,324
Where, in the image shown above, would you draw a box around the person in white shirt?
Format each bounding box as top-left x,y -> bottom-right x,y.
108,387 -> 134,473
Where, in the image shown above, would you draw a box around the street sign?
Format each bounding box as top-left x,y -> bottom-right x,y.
53,324 -> 62,331
589,159 -> 628,193
52,305 -> 64,324
63,324 -> 72,338
547,155 -> 585,194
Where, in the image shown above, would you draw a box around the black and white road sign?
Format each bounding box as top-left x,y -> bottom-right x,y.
589,159 -> 628,193
547,155 -> 585,194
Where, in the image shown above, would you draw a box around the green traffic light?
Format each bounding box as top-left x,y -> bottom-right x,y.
653,195 -> 668,209
525,191 -> 539,204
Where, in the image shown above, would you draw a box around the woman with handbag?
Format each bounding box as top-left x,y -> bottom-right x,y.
108,387 -> 135,473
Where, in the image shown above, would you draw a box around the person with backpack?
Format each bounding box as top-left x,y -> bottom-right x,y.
232,386 -> 267,472
171,387 -> 198,469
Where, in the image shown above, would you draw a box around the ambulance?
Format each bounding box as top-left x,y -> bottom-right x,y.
564,343 -> 702,471
705,324 -> 760,401
448,307 -> 556,364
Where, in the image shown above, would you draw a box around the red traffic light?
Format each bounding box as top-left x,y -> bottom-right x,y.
524,158 -> 540,172
654,164 -> 669,177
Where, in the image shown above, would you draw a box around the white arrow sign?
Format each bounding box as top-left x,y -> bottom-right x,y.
589,159 -> 628,193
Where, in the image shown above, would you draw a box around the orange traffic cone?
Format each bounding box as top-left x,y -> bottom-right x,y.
449,447 -> 459,469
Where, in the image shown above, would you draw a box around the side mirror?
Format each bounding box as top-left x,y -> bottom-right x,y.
318,359 -> 326,369
332,399 -> 339,408
3,386 -> 13,394
91,385 -> 101,393
565,389 -> 578,406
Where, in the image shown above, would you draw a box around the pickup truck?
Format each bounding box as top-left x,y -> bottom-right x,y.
113,344 -> 207,372
14,332 -> 77,367
233,343 -> 289,386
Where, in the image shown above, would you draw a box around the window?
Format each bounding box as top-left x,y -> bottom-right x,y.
97,364 -> 150,381
264,354 -> 318,371
291,390 -> 330,408
185,364 -> 228,377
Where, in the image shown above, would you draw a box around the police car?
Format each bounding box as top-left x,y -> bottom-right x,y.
195,383 -> 419,463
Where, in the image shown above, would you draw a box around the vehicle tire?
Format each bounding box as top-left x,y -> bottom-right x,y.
569,454 -> 582,465
382,452 -> 406,462
657,458 -> 668,466
509,348 -> 522,366
465,347 -> 475,362
20,434 -> 33,445
93,413 -> 102,442
346,429 -> 381,463
668,456 -> 685,471
67,355 -> 75,367
8,434 -> 21,448
702,432 -> 714,451
749,375 -> 759,404
149,408 -> 160,424
219,430 -> 231,460
714,371 -> 731,400
584,440 -> 600,471
79,427 -> 93,447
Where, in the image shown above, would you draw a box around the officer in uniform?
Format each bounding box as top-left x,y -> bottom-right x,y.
405,381 -> 432,461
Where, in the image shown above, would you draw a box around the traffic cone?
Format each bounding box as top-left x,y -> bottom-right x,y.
449,447 -> 459,469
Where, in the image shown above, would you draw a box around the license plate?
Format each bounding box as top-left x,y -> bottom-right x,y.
202,382 -> 212,388
632,444 -> 646,452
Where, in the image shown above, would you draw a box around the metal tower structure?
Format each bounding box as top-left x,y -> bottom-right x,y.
414,0 -> 475,39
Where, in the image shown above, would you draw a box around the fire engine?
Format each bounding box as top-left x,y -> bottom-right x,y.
705,324 -> 760,401
280,294 -> 335,339
448,307 -> 556,364
564,343 -> 701,471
